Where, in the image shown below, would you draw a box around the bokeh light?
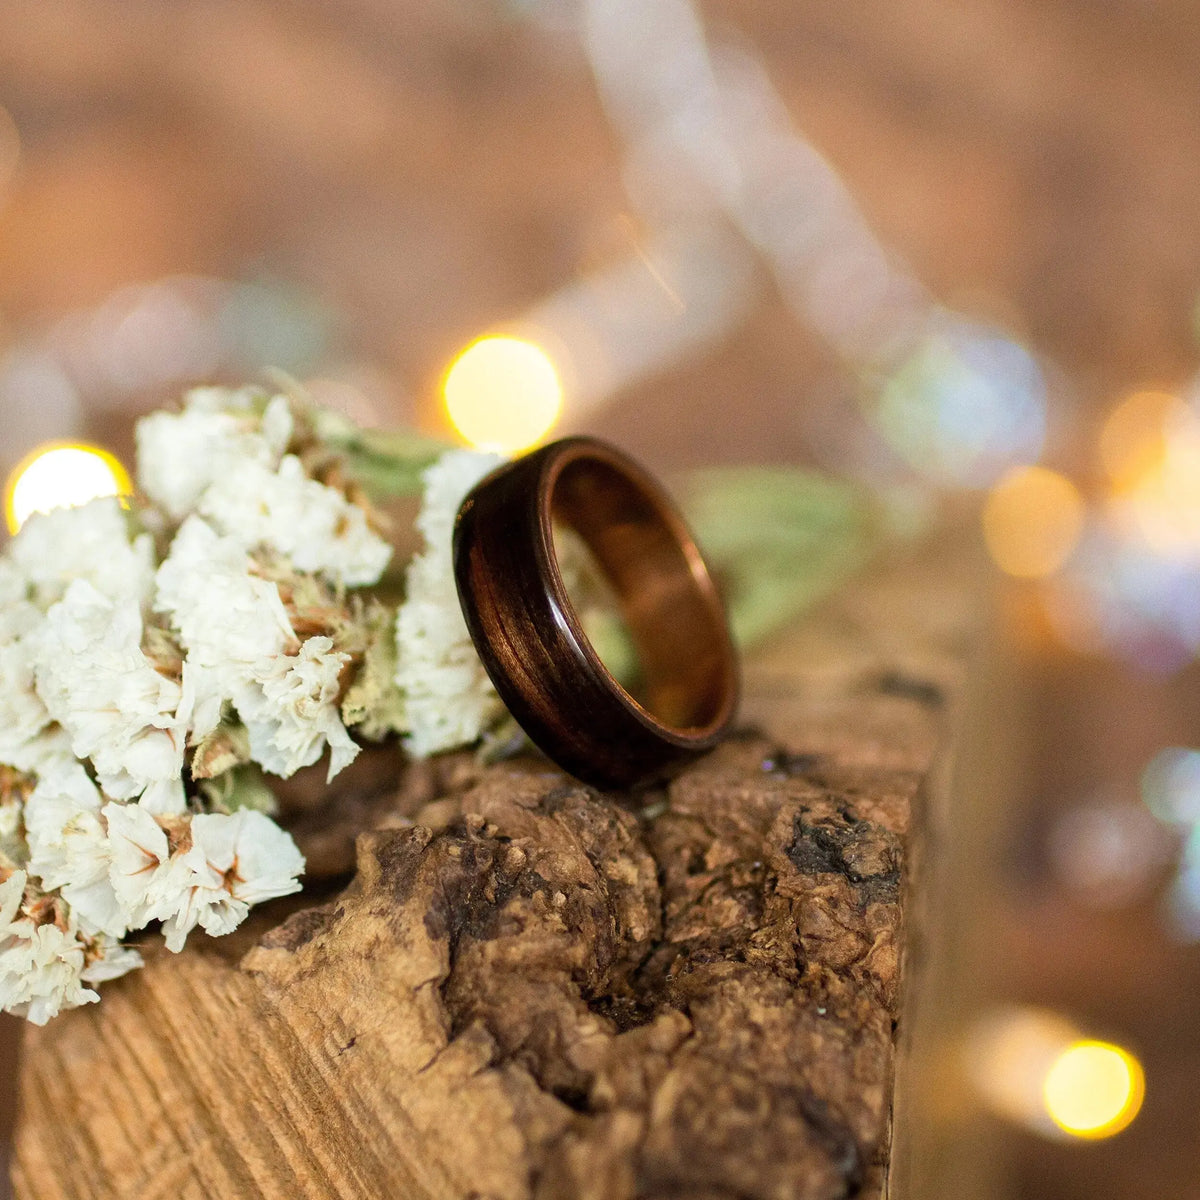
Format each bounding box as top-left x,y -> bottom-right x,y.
1045,390 -> 1200,671
1047,798 -> 1170,909
965,1006 -> 1082,1132
1141,747 -> 1200,825
1052,526 -> 1200,672
1142,747 -> 1200,939
1099,390 -> 1178,491
1109,402 -> 1200,558
443,335 -> 563,453
982,465 -> 1085,578
4,443 -> 131,534
1043,1040 -> 1145,1139
1168,828 -> 1200,941
873,322 -> 1046,488
966,1008 -> 1145,1141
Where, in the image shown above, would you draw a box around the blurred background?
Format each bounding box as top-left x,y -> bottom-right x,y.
2,0 -> 1200,1196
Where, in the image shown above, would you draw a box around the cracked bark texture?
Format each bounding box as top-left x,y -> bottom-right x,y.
12,545 -> 973,1200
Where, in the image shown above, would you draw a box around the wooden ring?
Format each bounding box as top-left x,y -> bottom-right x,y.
452,436 -> 739,789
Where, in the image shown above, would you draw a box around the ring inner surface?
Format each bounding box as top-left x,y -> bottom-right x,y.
550,454 -> 731,734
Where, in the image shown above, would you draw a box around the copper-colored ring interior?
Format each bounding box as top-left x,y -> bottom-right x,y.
547,450 -> 734,736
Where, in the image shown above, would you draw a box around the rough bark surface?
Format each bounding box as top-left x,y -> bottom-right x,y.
12,547 -> 972,1200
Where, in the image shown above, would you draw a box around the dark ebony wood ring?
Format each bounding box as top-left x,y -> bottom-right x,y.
452,436 -> 739,790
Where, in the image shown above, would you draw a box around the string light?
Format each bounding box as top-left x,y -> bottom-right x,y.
1140,747 -> 1200,938
982,466 -> 1085,578
966,1007 -> 1081,1131
4,443 -> 131,535
1043,1040 -> 1145,1139
1109,403 -> 1200,558
442,335 -> 563,454
966,1008 -> 1145,1141
1098,390 -> 1178,491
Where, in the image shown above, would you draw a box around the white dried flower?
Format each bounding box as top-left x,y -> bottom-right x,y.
0,639 -> 61,776
155,867 -> 246,951
0,871 -> 97,1025
239,636 -> 358,781
0,795 -> 24,868
102,801 -> 174,930
190,808 -> 304,909
0,383 -> 427,1021
0,560 -> 35,640
0,559 -> 67,775
7,498 -> 155,608
80,934 -> 143,986
104,804 -> 303,953
395,450 -> 505,757
0,501 -> 159,779
136,389 -> 294,522
157,517 -> 296,667
183,385 -> 265,415
0,558 -> 25,604
156,518 -> 359,779
33,581 -> 187,813
157,523 -> 275,751
199,454 -> 391,588
25,763 -> 126,938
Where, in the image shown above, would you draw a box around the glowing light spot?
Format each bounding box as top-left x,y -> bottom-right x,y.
982,466 -> 1085,578
443,336 -> 563,454
965,1007 -> 1080,1131
4,444 -> 131,534
874,324 -> 1046,488
967,1010 -> 1146,1140
1107,402 -> 1200,558
1099,390 -> 1178,491
1047,799 -> 1168,909
1141,746 -> 1200,825
1043,1041 -> 1144,1139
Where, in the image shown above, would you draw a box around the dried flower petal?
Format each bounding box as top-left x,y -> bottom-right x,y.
33,581 -> 187,813
239,636 -> 358,781
200,455 -> 390,588
25,763 -> 126,938
157,518 -> 358,780
0,871 -> 99,1025
8,498 -> 155,608
136,388 -> 293,523
395,450 -> 506,757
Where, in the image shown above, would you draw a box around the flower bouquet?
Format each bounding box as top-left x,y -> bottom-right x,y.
0,385 -> 519,1022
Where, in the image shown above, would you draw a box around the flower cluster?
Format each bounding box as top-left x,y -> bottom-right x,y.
0,385 -> 511,1022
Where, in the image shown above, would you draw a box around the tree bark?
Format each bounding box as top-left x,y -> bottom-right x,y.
12,545 -> 973,1200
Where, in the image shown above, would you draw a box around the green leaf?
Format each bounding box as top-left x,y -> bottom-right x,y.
312,409 -> 450,500
198,763 -> 279,816
680,467 -> 892,650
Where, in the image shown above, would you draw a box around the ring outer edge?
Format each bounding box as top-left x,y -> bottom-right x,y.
451,437 -> 739,790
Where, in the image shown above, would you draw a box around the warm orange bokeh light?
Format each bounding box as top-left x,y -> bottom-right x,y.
1099,390 -> 1179,492
966,1009 -> 1145,1142
442,335 -> 563,454
982,466 -> 1086,578
1043,1040 -> 1145,1139
4,443 -> 131,534
1104,397 -> 1200,557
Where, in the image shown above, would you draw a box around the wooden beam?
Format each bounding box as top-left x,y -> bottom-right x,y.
13,543 -> 973,1199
